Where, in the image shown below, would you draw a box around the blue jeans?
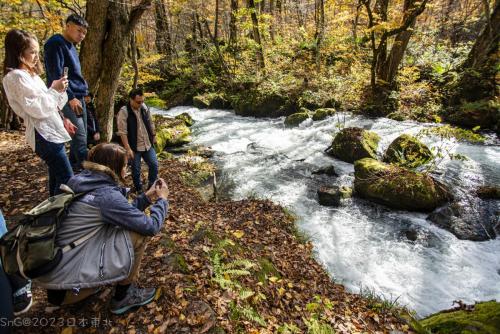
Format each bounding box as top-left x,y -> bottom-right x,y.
131,147 -> 158,192
63,98 -> 88,169
35,131 -> 74,196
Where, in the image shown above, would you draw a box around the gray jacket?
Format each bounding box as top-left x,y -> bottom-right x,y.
35,162 -> 168,290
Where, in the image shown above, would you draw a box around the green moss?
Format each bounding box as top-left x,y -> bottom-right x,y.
193,93 -> 230,109
312,108 -> 336,121
419,301 -> 500,334
175,112 -> 194,126
383,134 -> 433,169
193,94 -> 211,109
284,112 -> 310,127
255,258 -> 281,285
153,115 -> 192,152
145,96 -> 167,109
387,112 -> 406,121
231,88 -> 299,118
354,158 -> 450,211
328,127 -> 380,163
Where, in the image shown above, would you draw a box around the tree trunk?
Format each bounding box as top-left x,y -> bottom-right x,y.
361,0 -> 429,115
444,0 -> 500,131
0,88 -> 20,130
130,30 -> 139,89
154,0 -> 172,56
269,0 -> 276,43
247,0 -> 265,69
463,0 -> 500,70
377,0 -> 420,85
214,0 -> 220,41
229,0 -> 238,46
81,0 -> 152,142
314,0 -> 325,71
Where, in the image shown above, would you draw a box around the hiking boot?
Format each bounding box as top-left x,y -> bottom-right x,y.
109,284 -> 156,315
13,281 -> 33,316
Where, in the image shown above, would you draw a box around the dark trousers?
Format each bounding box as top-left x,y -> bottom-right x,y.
35,131 -> 73,196
63,98 -> 88,169
131,147 -> 158,192
0,266 -> 13,334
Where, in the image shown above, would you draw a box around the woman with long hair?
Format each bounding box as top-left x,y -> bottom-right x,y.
2,29 -> 73,196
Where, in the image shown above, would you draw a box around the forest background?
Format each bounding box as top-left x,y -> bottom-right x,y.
0,0 -> 498,141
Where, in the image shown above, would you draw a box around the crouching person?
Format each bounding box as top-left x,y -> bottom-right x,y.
35,143 -> 169,314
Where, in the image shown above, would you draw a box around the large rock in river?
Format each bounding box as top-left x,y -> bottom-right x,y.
312,108 -> 336,121
427,198 -> 499,241
327,127 -> 380,163
383,134 -> 432,168
284,110 -> 310,127
193,93 -> 230,109
354,158 -> 451,211
317,186 -> 352,206
153,115 -> 192,152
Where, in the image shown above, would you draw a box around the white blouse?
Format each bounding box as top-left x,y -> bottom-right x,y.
2,69 -> 70,151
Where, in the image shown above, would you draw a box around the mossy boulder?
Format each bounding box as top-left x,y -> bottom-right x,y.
231,90 -> 299,117
387,112 -> 406,121
317,186 -> 352,206
152,115 -> 192,152
193,94 -> 211,109
145,96 -> 167,109
327,127 -> 380,163
175,112 -> 194,126
446,99 -> 500,131
354,158 -> 450,211
383,134 -> 433,169
312,108 -> 336,121
476,186 -> 500,200
419,301 -> 500,334
193,93 -> 230,109
284,111 -> 310,127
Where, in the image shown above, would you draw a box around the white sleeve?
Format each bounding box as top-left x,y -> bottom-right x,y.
47,87 -> 68,110
3,72 -> 62,120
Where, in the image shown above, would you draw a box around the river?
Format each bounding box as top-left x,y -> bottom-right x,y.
154,106 -> 500,317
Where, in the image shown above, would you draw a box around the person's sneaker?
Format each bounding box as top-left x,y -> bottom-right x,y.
109,284 -> 156,315
13,281 -> 33,316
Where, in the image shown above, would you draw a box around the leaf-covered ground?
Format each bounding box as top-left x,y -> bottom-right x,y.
0,130 -> 413,333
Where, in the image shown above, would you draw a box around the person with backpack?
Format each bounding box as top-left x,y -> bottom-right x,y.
116,88 -> 158,194
34,143 -> 169,314
2,29 -> 73,196
44,14 -> 89,170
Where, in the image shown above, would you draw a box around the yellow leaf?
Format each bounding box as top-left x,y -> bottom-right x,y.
268,276 -> 279,283
232,230 -> 245,239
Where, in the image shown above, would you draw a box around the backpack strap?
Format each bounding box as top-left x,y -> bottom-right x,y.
61,226 -> 102,253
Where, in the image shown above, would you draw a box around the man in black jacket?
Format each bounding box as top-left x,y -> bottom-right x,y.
116,89 -> 158,193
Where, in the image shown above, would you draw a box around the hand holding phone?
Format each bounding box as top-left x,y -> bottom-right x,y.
154,178 -> 169,199
63,67 -> 69,78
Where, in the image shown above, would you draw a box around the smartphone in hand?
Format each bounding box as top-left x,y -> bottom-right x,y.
63,66 -> 69,78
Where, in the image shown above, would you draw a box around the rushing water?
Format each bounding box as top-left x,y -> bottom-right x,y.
154,106 -> 500,317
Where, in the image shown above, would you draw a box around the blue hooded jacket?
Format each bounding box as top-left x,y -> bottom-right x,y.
35,162 -> 168,290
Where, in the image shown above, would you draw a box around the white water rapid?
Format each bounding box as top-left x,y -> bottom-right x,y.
154,106 -> 500,317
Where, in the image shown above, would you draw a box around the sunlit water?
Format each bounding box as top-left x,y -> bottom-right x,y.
154,106 -> 500,317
